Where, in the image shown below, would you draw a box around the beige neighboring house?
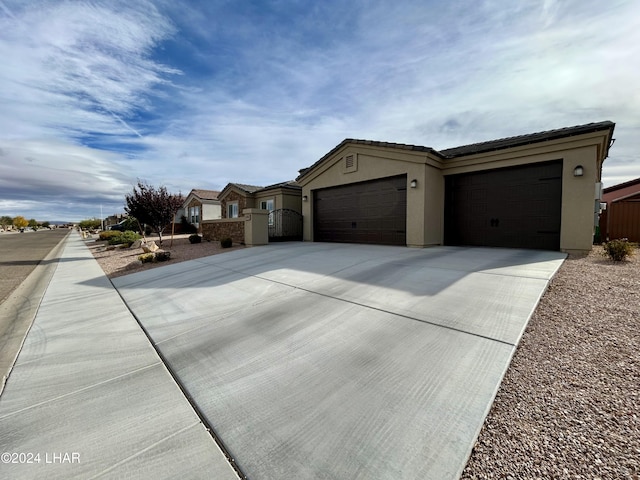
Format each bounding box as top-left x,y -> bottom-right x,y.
218,181 -> 302,219
181,189 -> 222,233
296,121 -> 616,254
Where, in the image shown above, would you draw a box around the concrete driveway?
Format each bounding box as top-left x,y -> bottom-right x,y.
113,242 -> 566,480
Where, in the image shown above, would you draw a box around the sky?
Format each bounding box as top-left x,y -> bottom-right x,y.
0,0 -> 638,222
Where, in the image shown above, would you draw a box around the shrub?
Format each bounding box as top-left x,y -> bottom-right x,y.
220,237 -> 232,248
155,251 -> 171,262
99,230 -> 120,241
108,230 -> 142,247
138,253 -> 155,263
602,238 -> 635,261
189,234 -> 202,244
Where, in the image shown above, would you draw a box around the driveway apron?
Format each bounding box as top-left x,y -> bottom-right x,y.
113,242 -> 566,480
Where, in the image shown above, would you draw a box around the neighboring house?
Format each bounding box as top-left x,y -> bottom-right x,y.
181,189 -> 222,232
599,177 -> 640,242
201,181 -> 302,243
296,121 -> 616,254
218,181 -> 302,219
104,213 -> 127,229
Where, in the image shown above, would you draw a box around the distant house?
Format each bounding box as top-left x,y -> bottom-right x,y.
599,177 -> 640,242
181,189 -> 222,233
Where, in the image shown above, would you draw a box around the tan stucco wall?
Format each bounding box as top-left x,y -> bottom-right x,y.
254,188 -> 302,213
298,129 -> 609,253
299,145 -> 442,247
440,134 -> 606,253
202,203 -> 221,220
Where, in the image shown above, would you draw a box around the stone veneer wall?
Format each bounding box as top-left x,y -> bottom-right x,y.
221,191 -> 251,218
202,218 -> 245,244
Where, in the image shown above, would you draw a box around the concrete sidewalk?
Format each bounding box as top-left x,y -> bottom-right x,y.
0,232 -> 237,479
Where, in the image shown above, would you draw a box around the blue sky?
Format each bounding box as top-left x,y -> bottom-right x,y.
0,0 -> 638,222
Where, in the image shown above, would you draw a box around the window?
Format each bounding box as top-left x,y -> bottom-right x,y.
260,199 -> 274,211
189,206 -> 200,225
227,202 -> 239,218
261,198 -> 275,226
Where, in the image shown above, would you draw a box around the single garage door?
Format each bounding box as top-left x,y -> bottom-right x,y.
314,175 -> 407,245
444,160 -> 563,250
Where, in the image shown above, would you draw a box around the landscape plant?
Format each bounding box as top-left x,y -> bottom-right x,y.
189,234 -> 202,244
220,237 -> 232,248
99,231 -> 121,241
108,230 -> 142,247
125,181 -> 184,245
12,216 -> 28,229
602,238 -> 636,261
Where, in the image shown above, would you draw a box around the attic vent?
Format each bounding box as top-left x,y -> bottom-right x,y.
345,155 -> 354,168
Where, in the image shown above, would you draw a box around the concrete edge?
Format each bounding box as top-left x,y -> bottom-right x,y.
454,252 -> 569,479
0,230 -> 71,396
109,280 -> 248,480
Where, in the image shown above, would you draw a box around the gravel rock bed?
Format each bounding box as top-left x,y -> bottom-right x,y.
87,233 -> 245,278
462,246 -> 639,479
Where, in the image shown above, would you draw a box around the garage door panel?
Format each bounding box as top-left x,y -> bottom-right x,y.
445,161 -> 562,250
314,175 -> 407,246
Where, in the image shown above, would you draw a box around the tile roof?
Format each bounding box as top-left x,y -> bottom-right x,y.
439,121 -> 615,158
190,189 -> 220,200
229,183 -> 264,194
297,121 -> 616,180
259,180 -> 302,191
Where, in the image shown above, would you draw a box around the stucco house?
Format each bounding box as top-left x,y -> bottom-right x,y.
296,121 -> 615,254
202,181 -> 302,243
598,177 -> 640,242
181,189 -> 221,233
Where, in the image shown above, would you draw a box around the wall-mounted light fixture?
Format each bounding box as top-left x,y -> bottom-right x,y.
302,195 -> 308,201
410,179 -> 418,188
573,165 -> 584,177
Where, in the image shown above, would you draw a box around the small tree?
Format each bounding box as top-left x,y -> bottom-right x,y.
0,215 -> 12,230
125,181 -> 183,245
28,219 -> 38,230
13,216 -> 28,229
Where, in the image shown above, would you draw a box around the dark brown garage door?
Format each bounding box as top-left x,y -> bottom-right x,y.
314,175 -> 407,245
444,161 -> 563,250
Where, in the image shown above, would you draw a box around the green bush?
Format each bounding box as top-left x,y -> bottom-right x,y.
108,230 -> 142,247
189,234 -> 202,244
602,238 -> 635,261
99,230 -> 120,241
138,253 -> 155,263
220,237 -> 232,248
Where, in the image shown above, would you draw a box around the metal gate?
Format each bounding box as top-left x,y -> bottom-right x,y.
268,209 -> 303,241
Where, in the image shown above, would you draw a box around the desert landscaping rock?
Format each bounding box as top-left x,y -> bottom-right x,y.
461,246 -> 639,479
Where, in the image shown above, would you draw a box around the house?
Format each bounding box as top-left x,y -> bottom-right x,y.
296,121 -> 616,254
202,181 -> 302,243
599,177 -> 640,242
218,181 -> 302,219
181,189 -> 222,233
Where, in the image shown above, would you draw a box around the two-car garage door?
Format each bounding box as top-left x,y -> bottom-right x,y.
314,175 -> 407,246
444,160 -> 563,250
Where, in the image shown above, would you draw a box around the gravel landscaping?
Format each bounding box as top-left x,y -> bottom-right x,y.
90,238 -> 638,478
462,246 -> 639,479
87,233 -> 245,278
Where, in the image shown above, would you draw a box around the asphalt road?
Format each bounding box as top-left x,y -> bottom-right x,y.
0,229 -> 70,304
